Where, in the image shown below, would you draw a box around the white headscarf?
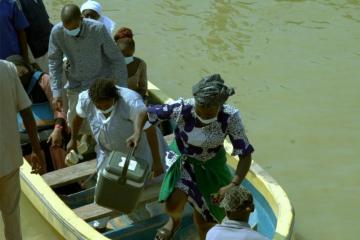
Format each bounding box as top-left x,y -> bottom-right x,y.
80,0 -> 115,34
80,0 -> 102,14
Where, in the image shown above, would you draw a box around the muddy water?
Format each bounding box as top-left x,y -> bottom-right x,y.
4,0 -> 359,239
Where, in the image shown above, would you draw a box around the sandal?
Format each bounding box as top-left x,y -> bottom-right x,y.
154,218 -> 180,240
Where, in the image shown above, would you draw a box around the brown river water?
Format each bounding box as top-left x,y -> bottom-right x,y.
1,0 -> 359,239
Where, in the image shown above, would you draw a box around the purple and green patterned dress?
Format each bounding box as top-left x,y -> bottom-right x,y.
148,98 -> 254,222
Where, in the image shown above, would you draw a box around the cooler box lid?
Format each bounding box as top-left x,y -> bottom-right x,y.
105,151 -> 150,183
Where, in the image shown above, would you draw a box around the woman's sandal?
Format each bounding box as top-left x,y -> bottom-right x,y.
154,219 -> 180,240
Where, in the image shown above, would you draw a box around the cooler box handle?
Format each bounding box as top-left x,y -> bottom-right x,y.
120,147 -> 135,184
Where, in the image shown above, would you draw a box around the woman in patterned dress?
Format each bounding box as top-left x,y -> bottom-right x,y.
127,74 -> 254,240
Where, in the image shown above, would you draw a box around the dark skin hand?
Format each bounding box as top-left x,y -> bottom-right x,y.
20,107 -> 46,174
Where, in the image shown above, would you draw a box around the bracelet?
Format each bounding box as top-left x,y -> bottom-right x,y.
231,181 -> 240,186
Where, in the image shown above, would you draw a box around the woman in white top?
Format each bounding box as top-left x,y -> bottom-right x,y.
67,78 -> 166,176
80,0 -> 115,34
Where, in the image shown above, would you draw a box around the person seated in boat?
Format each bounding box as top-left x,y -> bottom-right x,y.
206,186 -> 270,240
67,78 -> 166,178
114,27 -> 148,101
127,74 -> 254,240
80,0 -> 116,34
6,55 -> 68,171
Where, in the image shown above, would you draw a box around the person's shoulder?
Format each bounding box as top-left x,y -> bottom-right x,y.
135,57 -> 146,65
78,89 -> 90,101
83,18 -> 106,33
0,60 -> 16,77
223,104 -> 240,116
51,22 -> 64,35
118,86 -> 142,100
242,228 -> 270,240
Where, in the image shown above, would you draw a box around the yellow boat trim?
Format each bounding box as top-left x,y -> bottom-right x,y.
20,161 -> 108,240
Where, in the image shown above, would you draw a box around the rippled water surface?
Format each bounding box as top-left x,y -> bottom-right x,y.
2,0 -> 359,239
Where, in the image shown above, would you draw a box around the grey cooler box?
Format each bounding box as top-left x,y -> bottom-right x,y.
95,149 -> 151,213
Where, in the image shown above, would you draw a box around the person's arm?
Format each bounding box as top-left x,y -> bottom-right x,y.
39,74 -> 66,120
127,98 -> 184,147
218,111 -> 254,197
48,27 -> 64,100
101,25 -> 128,87
126,109 -> 149,149
13,1 -> 29,61
145,126 -> 164,177
38,73 -> 67,146
10,60 -> 45,174
16,30 -> 29,62
231,154 -> 252,185
20,107 -> 46,174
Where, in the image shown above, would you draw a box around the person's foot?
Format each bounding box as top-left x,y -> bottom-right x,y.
155,217 -> 181,240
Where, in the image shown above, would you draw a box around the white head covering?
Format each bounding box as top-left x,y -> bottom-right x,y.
99,16 -> 116,34
80,0 -> 116,34
80,0 -> 102,15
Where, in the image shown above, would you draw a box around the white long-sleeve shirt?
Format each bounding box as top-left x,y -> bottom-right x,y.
206,218 -> 270,240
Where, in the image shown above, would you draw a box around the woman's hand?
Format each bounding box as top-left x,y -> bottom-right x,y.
66,138 -> 77,154
126,131 -> 141,149
47,128 -> 63,147
212,183 -> 237,204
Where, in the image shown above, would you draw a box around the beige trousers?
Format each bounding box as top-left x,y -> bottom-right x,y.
0,169 -> 22,240
66,89 -> 91,135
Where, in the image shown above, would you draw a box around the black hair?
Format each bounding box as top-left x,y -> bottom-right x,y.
89,79 -> 120,103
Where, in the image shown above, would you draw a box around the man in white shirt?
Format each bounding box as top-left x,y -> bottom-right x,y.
206,186 -> 270,240
0,60 -> 45,240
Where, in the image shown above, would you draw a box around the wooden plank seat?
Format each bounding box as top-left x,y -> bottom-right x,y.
73,182 -> 162,222
42,159 -> 97,188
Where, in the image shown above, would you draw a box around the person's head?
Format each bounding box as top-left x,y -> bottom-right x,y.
80,0 -> 102,20
89,78 -> 120,114
6,55 -> 34,85
114,27 -> 135,58
192,74 -> 235,124
61,4 -> 82,36
220,186 -> 255,222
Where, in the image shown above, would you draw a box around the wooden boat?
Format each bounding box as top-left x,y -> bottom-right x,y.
19,81 -> 295,240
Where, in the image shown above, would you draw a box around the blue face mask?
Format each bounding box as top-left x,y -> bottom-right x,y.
65,26 -> 81,37
124,56 -> 134,64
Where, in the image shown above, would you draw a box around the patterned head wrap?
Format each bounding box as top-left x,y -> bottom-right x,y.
192,74 -> 235,108
219,186 -> 253,212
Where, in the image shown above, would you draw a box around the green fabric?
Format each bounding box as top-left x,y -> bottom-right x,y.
159,140 -> 233,222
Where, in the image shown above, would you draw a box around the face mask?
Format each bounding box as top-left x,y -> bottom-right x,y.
65,26 -> 81,37
194,111 -> 217,124
124,56 -> 134,64
99,103 -> 115,115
